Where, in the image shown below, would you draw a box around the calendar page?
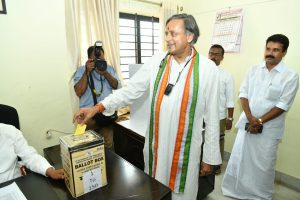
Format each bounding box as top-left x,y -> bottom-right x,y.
212,8 -> 243,52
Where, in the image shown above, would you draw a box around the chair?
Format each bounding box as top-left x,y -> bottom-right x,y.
0,104 -> 30,175
0,104 -> 20,129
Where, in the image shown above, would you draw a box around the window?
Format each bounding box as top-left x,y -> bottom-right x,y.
119,13 -> 162,82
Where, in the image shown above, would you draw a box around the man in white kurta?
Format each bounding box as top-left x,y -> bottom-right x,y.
75,14 -> 221,200
208,44 -> 235,174
222,34 -> 299,200
0,123 -> 64,183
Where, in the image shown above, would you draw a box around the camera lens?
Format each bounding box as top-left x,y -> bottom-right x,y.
94,59 -> 107,71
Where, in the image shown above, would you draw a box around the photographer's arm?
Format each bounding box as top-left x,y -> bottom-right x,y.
100,71 -> 118,89
74,60 -> 94,97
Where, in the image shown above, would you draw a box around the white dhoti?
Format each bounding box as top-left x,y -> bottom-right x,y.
222,129 -> 279,200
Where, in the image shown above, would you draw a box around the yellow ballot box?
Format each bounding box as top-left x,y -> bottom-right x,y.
60,130 -> 107,197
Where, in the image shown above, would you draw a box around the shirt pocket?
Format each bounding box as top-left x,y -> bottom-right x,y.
265,84 -> 282,101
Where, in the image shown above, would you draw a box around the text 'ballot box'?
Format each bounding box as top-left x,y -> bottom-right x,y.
60,131 -> 107,197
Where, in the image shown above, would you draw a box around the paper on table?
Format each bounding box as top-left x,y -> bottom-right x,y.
0,182 -> 27,200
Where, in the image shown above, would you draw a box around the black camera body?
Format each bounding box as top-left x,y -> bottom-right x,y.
94,41 -> 107,71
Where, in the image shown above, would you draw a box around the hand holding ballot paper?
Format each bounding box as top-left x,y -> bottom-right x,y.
73,104 -> 104,125
74,124 -> 87,135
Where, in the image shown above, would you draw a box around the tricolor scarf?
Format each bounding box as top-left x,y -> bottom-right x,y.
149,51 -> 200,193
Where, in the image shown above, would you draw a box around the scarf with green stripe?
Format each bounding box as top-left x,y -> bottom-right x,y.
149,51 -> 200,193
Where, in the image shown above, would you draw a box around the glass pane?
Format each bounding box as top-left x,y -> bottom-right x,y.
120,57 -> 136,64
140,28 -> 153,36
141,50 -> 153,57
120,42 -> 136,50
154,23 -> 160,29
141,36 -> 152,43
120,49 -> 136,57
141,56 -> 151,64
141,43 -> 153,50
120,34 -> 135,42
153,29 -> 160,36
140,21 -> 152,29
154,43 -> 161,50
154,36 -> 160,43
121,64 -> 129,72
119,19 -> 134,27
119,27 -> 135,35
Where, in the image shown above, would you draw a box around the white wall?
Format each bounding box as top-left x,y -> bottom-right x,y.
0,0 -> 74,153
181,0 -> 300,178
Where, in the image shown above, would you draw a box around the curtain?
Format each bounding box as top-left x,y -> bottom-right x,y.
65,0 -> 121,114
160,0 -> 181,51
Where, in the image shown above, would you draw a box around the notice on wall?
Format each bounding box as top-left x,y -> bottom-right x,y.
211,8 -> 243,52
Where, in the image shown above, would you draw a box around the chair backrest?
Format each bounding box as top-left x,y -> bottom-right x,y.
0,104 -> 20,130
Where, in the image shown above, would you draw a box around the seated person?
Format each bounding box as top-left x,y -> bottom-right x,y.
0,123 -> 64,184
74,43 -> 120,149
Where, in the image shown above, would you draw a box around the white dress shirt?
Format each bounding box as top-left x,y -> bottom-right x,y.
236,61 -> 299,139
218,67 -> 235,120
0,123 -> 52,183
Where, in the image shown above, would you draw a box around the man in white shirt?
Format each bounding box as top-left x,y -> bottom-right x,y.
74,13 -> 221,200
208,44 -> 235,174
222,34 -> 299,200
0,123 -> 64,184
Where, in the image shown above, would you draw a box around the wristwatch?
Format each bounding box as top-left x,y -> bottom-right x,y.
227,117 -> 233,121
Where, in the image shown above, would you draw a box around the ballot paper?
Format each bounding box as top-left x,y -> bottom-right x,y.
74,124 -> 87,135
0,182 -> 27,200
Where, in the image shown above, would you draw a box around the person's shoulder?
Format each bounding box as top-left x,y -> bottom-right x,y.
246,62 -> 264,74
76,65 -> 85,71
0,123 -> 18,138
282,62 -> 298,74
199,54 -> 218,70
142,51 -> 168,68
280,63 -> 299,82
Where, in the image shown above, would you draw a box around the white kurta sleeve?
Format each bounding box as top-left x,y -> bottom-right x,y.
276,72 -> 299,111
13,128 -> 52,176
226,73 -> 235,108
202,61 -> 222,165
101,53 -> 164,115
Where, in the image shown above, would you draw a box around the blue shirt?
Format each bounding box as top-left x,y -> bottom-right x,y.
74,65 -> 120,108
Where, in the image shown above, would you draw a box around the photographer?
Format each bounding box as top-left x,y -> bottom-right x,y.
74,42 -> 120,149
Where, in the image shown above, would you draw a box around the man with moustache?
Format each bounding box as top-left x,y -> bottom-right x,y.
74,13 -> 221,200
222,34 -> 299,200
208,44 -> 235,174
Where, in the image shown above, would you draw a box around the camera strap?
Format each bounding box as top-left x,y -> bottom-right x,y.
87,72 -> 103,106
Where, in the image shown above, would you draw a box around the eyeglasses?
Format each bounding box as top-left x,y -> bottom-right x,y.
209,52 -> 223,57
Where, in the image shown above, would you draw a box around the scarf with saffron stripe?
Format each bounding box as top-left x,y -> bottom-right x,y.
149,51 -> 199,193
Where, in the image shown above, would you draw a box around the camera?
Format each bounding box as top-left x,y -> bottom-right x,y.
94,41 -> 107,71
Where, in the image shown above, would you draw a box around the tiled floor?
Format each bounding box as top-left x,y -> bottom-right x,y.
203,163 -> 300,200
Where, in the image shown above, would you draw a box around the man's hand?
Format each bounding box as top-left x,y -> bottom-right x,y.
247,116 -> 262,134
225,119 -> 233,130
46,168 -> 64,180
73,106 -> 100,125
199,162 -> 214,176
247,124 -> 262,134
85,59 -> 95,74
